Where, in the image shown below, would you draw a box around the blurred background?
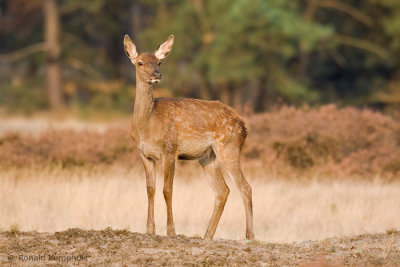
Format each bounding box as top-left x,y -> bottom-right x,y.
1,0 -> 400,116
1,0 -> 400,241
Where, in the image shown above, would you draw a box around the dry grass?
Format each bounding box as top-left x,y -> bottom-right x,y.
1,165 -> 399,243
1,106 -> 400,244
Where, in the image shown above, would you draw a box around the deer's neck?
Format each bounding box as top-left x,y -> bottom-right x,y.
133,78 -> 154,128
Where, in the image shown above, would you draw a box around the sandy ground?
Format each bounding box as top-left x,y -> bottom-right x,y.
1,229 -> 399,266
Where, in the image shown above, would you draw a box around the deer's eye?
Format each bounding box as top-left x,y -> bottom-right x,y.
138,62 -> 143,66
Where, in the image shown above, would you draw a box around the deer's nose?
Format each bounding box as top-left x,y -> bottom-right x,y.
152,72 -> 161,79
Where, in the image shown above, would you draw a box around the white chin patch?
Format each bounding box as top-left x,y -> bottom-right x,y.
150,79 -> 161,84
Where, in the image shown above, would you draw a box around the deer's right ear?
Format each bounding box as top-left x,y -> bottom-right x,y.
124,34 -> 138,61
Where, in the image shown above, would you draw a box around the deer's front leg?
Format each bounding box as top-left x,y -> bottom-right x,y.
140,154 -> 156,234
163,155 -> 176,236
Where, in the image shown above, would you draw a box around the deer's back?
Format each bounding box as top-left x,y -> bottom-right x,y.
155,97 -> 246,146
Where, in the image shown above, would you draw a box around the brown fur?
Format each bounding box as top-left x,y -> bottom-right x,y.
130,97 -> 247,161
124,34 -> 254,240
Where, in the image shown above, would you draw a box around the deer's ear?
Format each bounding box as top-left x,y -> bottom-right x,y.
155,35 -> 174,60
124,34 -> 138,60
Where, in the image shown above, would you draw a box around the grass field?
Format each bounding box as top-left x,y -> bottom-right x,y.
1,165 -> 399,243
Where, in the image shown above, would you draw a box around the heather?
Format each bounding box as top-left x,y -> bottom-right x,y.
245,105 -> 400,179
1,105 -> 399,179
0,127 -> 137,168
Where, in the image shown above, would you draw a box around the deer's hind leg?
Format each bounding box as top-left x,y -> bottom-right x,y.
199,148 -> 230,240
214,143 -> 255,240
162,155 -> 176,236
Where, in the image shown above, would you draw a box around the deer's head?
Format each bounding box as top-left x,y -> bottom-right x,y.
124,34 -> 174,84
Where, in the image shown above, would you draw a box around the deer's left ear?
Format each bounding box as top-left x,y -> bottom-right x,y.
155,35 -> 174,60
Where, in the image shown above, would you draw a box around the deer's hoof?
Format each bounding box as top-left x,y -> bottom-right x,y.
246,232 -> 255,240
146,225 -> 155,235
167,228 -> 176,237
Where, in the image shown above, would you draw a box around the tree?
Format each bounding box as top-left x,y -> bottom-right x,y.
139,0 -> 333,109
44,0 -> 62,109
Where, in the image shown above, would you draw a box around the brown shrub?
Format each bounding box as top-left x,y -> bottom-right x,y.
0,105 -> 399,179
244,104 -> 400,179
0,127 -> 138,168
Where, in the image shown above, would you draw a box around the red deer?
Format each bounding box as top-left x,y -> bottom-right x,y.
123,34 -> 254,239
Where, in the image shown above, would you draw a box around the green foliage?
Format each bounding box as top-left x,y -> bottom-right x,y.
139,0 -> 333,103
379,0 -> 400,50
1,0 -> 400,112
0,78 -> 47,114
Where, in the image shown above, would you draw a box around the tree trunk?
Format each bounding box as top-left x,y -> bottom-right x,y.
255,77 -> 267,112
44,0 -> 62,109
297,0 -> 318,78
219,81 -> 230,105
232,82 -> 242,111
198,65 -> 214,100
130,2 -> 142,43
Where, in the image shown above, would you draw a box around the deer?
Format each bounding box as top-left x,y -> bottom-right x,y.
123,34 -> 254,240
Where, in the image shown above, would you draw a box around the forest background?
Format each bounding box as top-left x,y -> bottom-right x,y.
1,0 -> 400,115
